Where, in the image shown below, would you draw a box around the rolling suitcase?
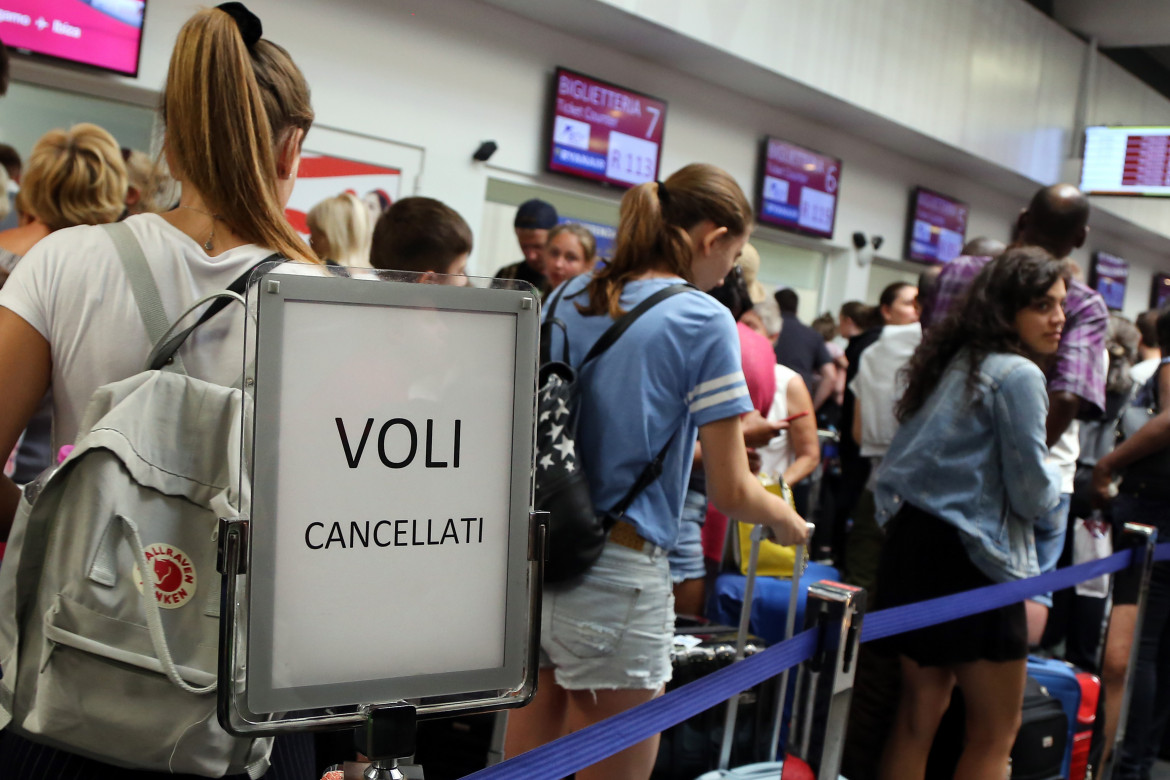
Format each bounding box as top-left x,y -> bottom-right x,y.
1025,655 -> 1105,780
1069,670 -> 1104,780
709,562 -> 840,646
1027,655 -> 1081,778
1011,676 -> 1069,780
692,520 -> 813,779
652,627 -> 773,779
926,675 -> 1068,780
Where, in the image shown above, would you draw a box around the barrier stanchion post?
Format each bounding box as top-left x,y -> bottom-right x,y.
1102,522 -> 1158,780
783,581 -> 865,780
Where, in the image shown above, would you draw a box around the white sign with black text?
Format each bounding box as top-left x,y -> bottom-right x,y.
242,273 -> 536,714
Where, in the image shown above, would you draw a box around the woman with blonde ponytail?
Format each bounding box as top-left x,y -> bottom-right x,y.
0,4 -> 318,777
505,164 -> 809,779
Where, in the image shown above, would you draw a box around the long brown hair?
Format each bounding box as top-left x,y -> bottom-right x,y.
895,246 -> 1068,421
163,8 -> 316,262
578,163 -> 751,318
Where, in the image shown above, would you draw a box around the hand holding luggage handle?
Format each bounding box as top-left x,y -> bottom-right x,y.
715,516 -> 814,773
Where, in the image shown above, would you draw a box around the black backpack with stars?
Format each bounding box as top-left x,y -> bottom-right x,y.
537,282 -> 693,583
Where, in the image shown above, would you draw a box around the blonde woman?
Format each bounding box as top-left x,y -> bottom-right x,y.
0,123 -> 127,482
0,124 -> 127,281
0,4 -> 316,775
544,221 -> 596,290
307,191 -> 372,267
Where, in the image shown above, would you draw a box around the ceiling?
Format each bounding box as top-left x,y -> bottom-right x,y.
1033,0 -> 1170,99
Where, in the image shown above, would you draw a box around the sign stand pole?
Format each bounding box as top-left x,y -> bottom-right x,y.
356,703 -> 418,780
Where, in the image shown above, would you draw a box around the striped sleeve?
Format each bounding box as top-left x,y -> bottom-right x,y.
689,309 -> 754,426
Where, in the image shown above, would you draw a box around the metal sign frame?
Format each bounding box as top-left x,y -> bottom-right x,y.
218,263 -> 542,734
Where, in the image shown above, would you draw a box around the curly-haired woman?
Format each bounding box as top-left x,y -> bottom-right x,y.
873,246 -> 1067,780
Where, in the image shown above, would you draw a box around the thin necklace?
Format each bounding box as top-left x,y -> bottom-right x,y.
176,205 -> 221,252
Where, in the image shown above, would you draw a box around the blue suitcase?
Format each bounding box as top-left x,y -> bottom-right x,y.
710,562 -> 840,645
1026,656 -> 1082,780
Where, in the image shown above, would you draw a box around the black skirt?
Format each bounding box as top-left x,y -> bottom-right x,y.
873,503 -> 1027,666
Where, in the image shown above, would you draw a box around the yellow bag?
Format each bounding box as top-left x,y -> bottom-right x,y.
736,476 -> 799,578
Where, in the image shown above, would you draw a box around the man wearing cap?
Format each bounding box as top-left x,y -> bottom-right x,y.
494,198 -> 558,292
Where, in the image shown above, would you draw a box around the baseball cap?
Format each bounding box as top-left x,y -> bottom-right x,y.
514,199 -> 558,230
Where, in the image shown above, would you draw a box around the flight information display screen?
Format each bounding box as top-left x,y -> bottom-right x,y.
1081,126 -> 1170,196
756,136 -> 841,240
547,67 -> 667,189
906,187 -> 969,263
0,0 -> 146,76
1090,252 -> 1128,311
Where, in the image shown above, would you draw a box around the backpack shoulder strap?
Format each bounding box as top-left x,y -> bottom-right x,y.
576,281 -> 695,518
103,222 -> 180,369
580,283 -> 695,369
147,255 -> 281,371
540,283 -> 572,365
608,428 -> 680,519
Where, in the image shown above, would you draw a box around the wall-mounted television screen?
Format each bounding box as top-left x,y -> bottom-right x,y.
1152,273 -> 1170,310
1090,252 -> 1128,311
1,0 -> 146,77
547,67 -> 666,190
755,136 -> 841,240
906,187 -> 969,264
1081,126 -> 1170,197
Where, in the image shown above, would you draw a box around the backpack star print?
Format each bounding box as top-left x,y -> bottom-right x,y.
535,282 -> 692,583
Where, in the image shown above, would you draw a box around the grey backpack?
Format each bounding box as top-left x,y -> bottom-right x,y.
0,223 -> 272,777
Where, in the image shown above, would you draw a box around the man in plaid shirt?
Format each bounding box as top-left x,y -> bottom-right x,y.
922,184 -> 1107,428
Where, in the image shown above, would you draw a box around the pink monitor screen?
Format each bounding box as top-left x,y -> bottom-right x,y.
547,67 -> 667,189
1,1 -> 145,77
756,137 -> 841,240
907,187 -> 969,264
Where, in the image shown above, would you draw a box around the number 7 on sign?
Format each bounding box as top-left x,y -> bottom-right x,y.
645,107 -> 661,139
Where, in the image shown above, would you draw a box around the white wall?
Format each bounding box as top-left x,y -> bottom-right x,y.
587,0 -> 1170,242
19,0 -> 1169,317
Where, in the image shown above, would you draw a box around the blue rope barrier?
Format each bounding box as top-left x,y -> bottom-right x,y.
478,541 -> 1170,778
861,548 -> 1134,642
464,629 -> 819,780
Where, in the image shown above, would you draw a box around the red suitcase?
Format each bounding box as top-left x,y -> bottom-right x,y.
1068,670 -> 1104,780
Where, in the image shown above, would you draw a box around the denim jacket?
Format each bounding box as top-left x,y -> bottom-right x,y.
874,350 -> 1063,582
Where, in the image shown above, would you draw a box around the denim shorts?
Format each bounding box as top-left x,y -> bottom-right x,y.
667,488 -> 708,583
540,540 -> 675,690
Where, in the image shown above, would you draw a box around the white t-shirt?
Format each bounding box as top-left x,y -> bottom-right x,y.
758,363 -> 799,479
1132,356 -> 1160,388
1048,421 -> 1079,495
0,213 -> 279,450
850,322 -> 922,458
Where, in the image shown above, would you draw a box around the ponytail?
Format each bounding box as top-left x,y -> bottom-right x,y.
164,8 -> 316,263
578,163 -> 751,318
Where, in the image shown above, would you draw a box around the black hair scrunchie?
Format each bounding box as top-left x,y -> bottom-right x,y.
655,180 -> 671,207
216,2 -> 262,49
